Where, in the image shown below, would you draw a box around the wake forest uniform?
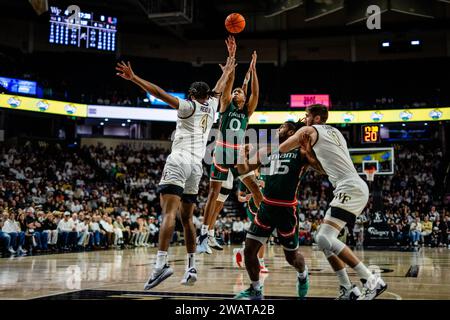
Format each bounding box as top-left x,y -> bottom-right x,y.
247,149 -> 308,250
210,101 -> 249,181
312,124 -> 369,225
159,97 -> 218,196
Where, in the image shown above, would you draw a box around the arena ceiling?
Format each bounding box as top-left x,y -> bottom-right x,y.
1,0 -> 450,40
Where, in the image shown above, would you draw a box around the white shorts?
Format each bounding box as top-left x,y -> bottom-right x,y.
159,151 -> 203,195
327,177 -> 369,225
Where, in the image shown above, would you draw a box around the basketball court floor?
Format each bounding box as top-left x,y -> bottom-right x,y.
0,245 -> 448,300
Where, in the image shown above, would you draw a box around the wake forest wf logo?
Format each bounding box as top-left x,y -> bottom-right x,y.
334,193 -> 351,204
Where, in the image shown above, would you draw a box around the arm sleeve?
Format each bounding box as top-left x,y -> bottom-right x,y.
177,98 -> 195,119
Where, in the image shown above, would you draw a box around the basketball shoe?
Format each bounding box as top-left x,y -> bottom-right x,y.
196,234 -> 212,254
234,286 -> 263,300
208,236 -> 223,251
144,264 -> 173,290
336,284 -> 361,300
357,275 -> 387,300
180,267 -> 197,286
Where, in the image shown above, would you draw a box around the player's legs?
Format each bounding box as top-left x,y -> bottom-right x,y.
179,194 -> 198,285
316,208 -> 387,300
208,171 -> 233,250
144,189 -> 182,290
237,169 -> 263,207
276,205 -> 309,298
198,164 -> 229,254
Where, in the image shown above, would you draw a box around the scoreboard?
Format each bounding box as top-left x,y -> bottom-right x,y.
361,124 -> 381,144
49,6 -> 117,52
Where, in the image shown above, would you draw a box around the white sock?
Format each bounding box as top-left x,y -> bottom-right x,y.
297,265 -> 308,280
251,280 -> 261,291
187,253 -> 195,270
258,258 -> 265,267
201,224 -> 209,236
208,229 -> 215,237
353,262 -> 373,280
336,268 -> 352,288
155,250 -> 168,269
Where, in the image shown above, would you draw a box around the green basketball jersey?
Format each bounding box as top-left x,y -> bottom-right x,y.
218,101 -> 249,146
260,149 -> 307,202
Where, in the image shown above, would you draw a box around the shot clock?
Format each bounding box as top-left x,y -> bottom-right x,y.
361,124 -> 381,144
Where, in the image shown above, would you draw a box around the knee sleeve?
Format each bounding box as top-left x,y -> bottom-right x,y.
315,224 -> 346,256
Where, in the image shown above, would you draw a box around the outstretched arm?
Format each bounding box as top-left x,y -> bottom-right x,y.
219,36 -> 237,113
279,126 -> 316,153
116,61 -> 179,109
213,35 -> 236,94
246,51 -> 259,117
242,66 -> 252,97
299,132 -> 326,175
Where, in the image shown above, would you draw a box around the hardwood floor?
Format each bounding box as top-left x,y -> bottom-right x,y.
0,245 -> 449,300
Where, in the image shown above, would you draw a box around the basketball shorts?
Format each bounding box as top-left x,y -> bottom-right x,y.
159,151 -> 203,195
327,176 -> 369,227
247,200 -> 299,251
246,198 -> 258,222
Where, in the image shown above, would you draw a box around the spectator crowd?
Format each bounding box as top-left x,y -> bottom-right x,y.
0,141 -> 448,258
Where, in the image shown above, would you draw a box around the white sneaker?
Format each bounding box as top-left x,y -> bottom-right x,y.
208,236 -> 223,251
196,234 -> 212,254
336,284 -> 361,300
144,264 -> 173,290
180,267 -> 197,286
8,248 -> 16,254
357,275 -> 387,300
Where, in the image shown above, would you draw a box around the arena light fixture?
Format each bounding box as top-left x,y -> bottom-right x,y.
143,98 -> 149,102
105,118 -> 109,121
100,122 -> 104,126
121,123 -> 126,127
382,42 -> 390,47
411,40 -> 421,46
127,119 -> 131,123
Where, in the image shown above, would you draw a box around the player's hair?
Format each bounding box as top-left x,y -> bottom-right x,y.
306,104 -> 328,123
188,81 -> 218,100
284,121 -> 297,132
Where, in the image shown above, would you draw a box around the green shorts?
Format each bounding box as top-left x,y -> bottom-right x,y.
246,198 -> 258,222
247,200 -> 299,250
210,163 -> 239,181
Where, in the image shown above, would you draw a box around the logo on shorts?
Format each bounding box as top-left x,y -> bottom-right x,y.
334,193 -> 351,204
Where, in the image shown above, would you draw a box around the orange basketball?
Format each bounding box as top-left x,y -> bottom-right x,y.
225,13 -> 246,34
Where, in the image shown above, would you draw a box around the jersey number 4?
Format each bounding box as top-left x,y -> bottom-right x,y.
200,114 -> 208,134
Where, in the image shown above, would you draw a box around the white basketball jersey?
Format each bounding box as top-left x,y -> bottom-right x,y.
171,97 -> 218,162
312,124 -> 359,187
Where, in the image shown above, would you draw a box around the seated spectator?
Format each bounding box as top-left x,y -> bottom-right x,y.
99,214 -> 114,248
2,211 -> 26,255
409,217 -> 422,246
25,207 -> 49,252
89,215 -> 102,248
231,217 -> 245,244
147,216 -> 159,247
42,212 -> 59,250
57,211 -> 77,250
112,216 -> 125,248
421,216 -> 433,246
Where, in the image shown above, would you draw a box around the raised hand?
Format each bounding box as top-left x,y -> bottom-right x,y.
250,50 -> 257,71
225,35 -> 236,58
219,56 -> 237,73
115,61 -> 135,81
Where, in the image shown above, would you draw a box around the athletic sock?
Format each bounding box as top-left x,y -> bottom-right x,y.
201,224 -> 209,236
208,229 -> 215,237
336,268 -> 352,288
187,253 -> 195,270
297,265 -> 308,280
251,280 -> 261,291
353,262 -> 373,280
258,258 -> 265,267
155,250 -> 168,269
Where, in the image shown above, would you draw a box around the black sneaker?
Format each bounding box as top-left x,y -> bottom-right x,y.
144,264 -> 174,290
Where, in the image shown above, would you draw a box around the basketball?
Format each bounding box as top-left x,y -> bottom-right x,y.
225,13 -> 246,34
